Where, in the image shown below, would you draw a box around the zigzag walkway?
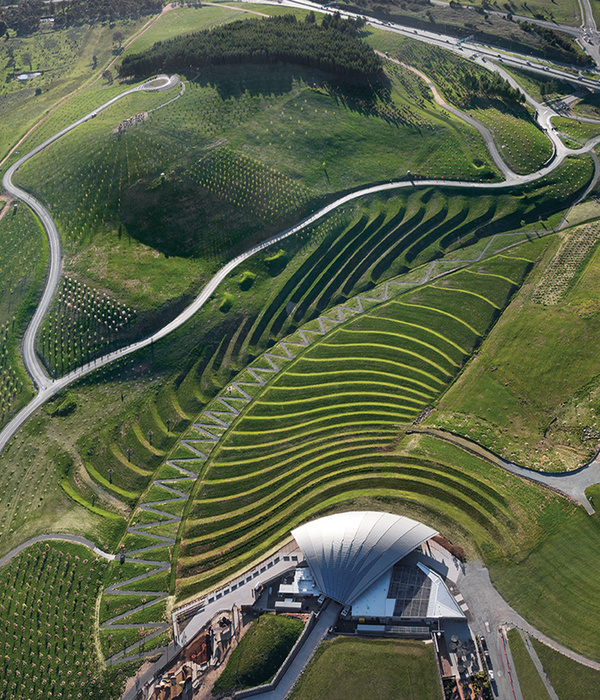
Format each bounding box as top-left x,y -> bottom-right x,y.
99,227 -> 546,664
100,464 -> 198,665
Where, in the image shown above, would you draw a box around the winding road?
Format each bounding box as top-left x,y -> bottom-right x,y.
2,59 -> 600,457
2,8 -> 600,696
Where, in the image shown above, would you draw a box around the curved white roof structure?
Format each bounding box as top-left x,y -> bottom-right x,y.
291,511 -> 437,606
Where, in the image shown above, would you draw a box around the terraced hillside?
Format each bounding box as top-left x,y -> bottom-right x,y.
13,48 -> 507,377
175,246 -> 541,596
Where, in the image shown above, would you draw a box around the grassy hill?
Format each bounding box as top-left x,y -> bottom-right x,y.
432,220 -> 600,471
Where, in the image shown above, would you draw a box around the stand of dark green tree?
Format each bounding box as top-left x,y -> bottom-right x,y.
120,14 -> 383,83
0,0 -> 162,35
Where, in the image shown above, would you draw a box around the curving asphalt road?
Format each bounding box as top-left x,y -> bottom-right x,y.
379,53 -> 516,180
2,56 -> 600,458
1,74 -> 180,394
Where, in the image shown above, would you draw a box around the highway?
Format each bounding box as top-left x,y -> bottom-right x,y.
272,0 -> 600,91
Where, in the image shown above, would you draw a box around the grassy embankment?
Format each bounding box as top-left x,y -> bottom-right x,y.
97,157 -> 590,526
432,219 -> 600,471
288,637 -> 441,700
214,614 -> 304,693
553,117 -> 600,146
531,636 -> 600,700
175,245 -> 548,595
366,31 -> 554,175
507,629 -> 551,700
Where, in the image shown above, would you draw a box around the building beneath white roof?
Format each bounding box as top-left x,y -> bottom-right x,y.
288,511 -> 464,627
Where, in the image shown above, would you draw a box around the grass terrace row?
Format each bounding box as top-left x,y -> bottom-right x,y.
176,249 -> 537,595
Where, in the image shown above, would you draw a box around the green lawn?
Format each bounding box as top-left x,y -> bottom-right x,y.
432,221 -> 600,471
491,485 -> 600,661
288,637 -> 440,700
213,613 -> 304,693
532,637 -> 600,700
507,629 -> 551,700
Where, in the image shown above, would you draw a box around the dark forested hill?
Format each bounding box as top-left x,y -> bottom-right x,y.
119,13 -> 383,82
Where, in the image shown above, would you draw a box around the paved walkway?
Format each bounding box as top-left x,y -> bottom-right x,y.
411,427 -> 600,514
521,630 -> 559,700
251,601 -> 343,700
0,533 -> 115,567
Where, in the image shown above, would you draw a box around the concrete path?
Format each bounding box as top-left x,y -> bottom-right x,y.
0,533 -> 115,567
252,601 -> 343,700
376,53 -> 515,179
1,74 -> 180,393
410,426 -> 600,514
521,630 -> 559,700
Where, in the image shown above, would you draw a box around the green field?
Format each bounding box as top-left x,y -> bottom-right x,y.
214,613 -> 304,693
0,15 -> 153,163
507,629 -> 551,700
14,55 -> 498,318
531,637 -> 600,700
467,101 -> 554,174
490,485 -> 600,660
432,221 -> 600,471
288,637 -> 440,700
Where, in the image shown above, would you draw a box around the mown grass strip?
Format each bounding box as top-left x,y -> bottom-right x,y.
61,480 -> 123,519
86,462 -> 141,500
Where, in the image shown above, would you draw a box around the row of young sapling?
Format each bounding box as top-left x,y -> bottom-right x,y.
0,323 -> 25,420
533,221 -> 600,305
38,275 -> 136,377
470,105 -> 553,174
188,146 -> 311,223
0,544 -> 118,699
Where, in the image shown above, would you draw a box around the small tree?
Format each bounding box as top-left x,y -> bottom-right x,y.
102,69 -> 113,84
22,51 -> 32,70
113,30 -> 124,48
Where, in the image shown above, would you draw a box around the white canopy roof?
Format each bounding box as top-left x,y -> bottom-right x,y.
291,511 -> 437,606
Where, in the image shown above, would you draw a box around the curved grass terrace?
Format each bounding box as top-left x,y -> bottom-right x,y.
175,248 -> 538,596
